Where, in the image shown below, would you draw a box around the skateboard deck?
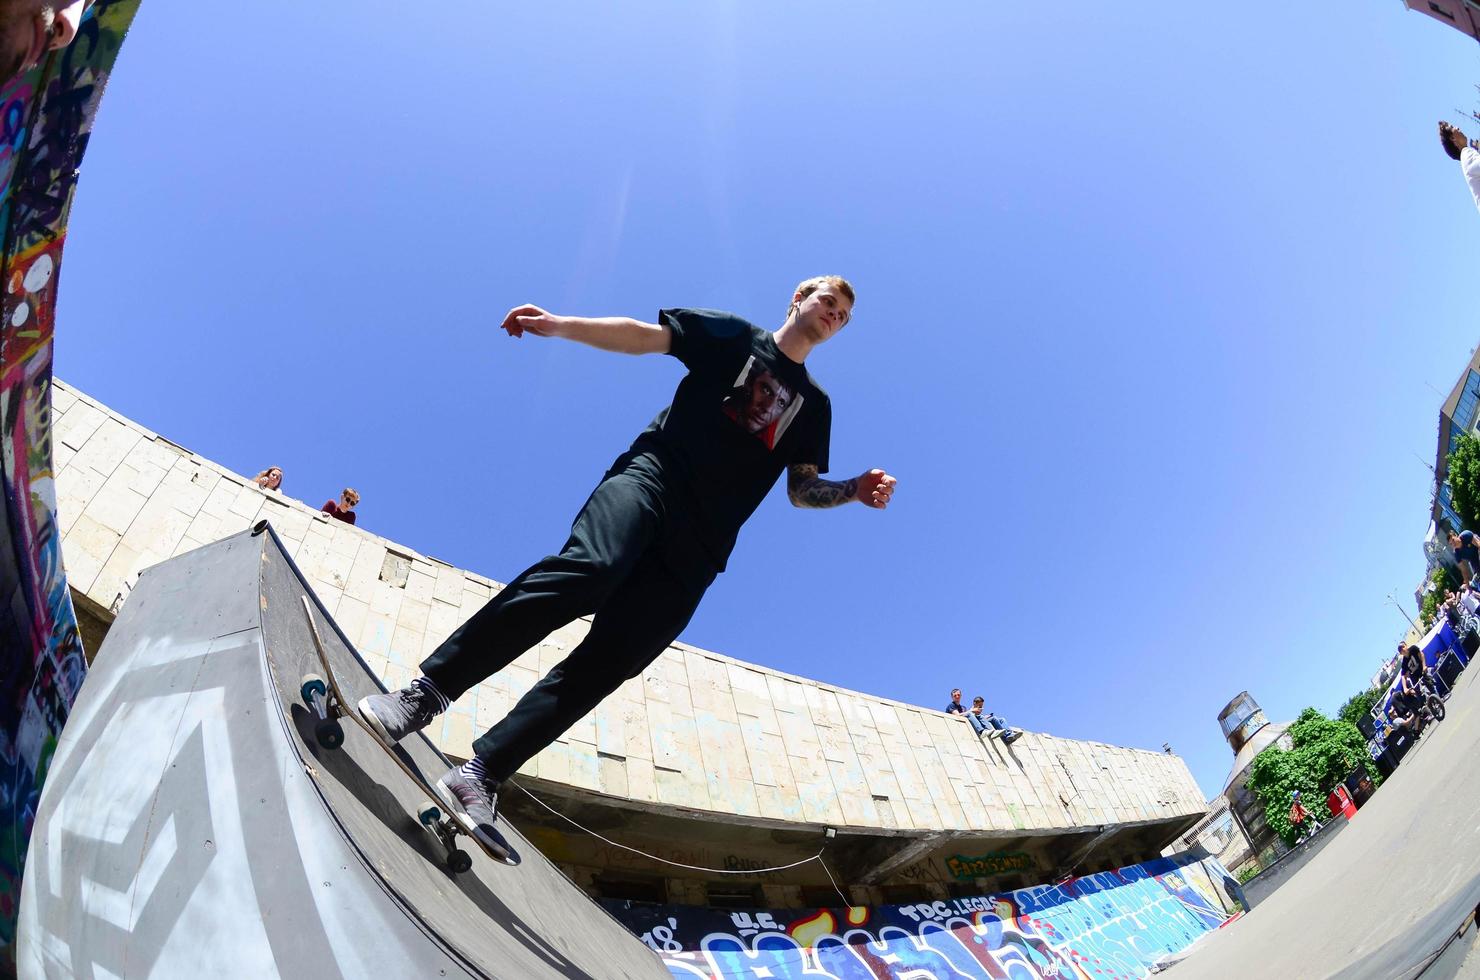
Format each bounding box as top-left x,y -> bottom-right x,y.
297,596 -> 515,870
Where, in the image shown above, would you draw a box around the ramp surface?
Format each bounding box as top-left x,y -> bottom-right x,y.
17,527 -> 667,979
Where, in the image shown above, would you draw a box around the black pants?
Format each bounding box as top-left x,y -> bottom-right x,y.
420,459 -> 715,783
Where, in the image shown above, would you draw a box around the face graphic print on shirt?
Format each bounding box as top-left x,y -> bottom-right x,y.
721,355 -> 803,450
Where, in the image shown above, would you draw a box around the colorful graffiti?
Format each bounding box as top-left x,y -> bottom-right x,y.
946,851 -> 1034,880
0,1 -> 139,966
606,852 -> 1245,979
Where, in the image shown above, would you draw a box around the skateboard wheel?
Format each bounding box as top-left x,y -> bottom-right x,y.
300,674 -> 328,704
417,802 -> 442,826
251,519 -> 269,536
315,718 -> 344,750
447,849 -> 473,874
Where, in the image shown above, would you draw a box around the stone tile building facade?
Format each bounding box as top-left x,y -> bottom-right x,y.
51,379 -> 1208,907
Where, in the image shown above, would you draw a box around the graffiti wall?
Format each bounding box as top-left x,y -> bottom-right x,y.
606,852 -> 1244,980
0,1 -> 139,965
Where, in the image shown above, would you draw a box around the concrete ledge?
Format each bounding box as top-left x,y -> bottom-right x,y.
1240,817 -> 1347,908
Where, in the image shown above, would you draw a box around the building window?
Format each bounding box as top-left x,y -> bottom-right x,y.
592,874 -> 667,905
1453,371 -> 1480,440
706,885 -> 764,909
1430,1 -> 1458,20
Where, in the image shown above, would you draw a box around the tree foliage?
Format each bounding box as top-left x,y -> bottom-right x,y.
1419,565 -> 1459,630
1445,431 -> 1480,535
1337,687 -> 1382,728
1244,708 -> 1378,848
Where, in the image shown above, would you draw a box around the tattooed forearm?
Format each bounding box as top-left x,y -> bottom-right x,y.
792,477 -> 858,508
788,463 -> 859,508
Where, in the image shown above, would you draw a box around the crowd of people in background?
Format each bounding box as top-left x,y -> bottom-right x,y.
945,688 -> 1022,745
252,466 -> 361,526
1370,525 -> 1480,742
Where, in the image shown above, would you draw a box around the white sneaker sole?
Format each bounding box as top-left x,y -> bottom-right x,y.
357,696 -> 399,747
438,788 -> 500,848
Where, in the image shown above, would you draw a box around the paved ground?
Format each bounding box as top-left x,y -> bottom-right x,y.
1171,658 -> 1480,979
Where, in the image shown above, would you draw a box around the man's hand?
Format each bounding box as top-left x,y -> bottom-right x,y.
498,306 -> 671,354
855,469 -> 897,509
501,304 -> 567,339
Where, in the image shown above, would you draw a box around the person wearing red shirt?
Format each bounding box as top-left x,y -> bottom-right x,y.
321,488 -> 359,525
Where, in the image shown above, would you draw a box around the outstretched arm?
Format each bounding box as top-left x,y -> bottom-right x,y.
787,464 -> 896,509
500,304 -> 671,355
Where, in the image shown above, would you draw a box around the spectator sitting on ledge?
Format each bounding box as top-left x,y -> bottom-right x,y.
967,696 -> 1021,744
253,466 -> 284,492
945,688 -> 966,714
322,487 -> 359,525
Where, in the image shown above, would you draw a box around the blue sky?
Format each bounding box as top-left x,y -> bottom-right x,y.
53,2 -> 1480,799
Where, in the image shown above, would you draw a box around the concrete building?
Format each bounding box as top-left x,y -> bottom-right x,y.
1215,692 -> 1292,870
1165,797 -> 1255,875
1431,345 -> 1480,535
49,379 -> 1208,909
1402,0 -> 1480,42
1165,692 -> 1296,876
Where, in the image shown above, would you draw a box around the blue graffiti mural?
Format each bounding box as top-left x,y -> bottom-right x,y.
607,851 -> 1244,979
0,1 -> 139,967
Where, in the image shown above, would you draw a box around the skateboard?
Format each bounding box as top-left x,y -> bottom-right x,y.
296,596 -> 514,871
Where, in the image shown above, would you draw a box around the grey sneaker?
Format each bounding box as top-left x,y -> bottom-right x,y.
437,765 -> 501,850
359,681 -> 443,746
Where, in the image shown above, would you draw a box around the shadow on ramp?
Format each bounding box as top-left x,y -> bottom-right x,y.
18,526 -> 666,978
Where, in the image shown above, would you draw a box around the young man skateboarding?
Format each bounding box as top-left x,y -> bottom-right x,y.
360,276 -> 896,849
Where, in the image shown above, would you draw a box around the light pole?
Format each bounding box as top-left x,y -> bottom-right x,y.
1385,593 -> 1419,633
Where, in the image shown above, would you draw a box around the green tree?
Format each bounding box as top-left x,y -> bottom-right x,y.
1419,564 -> 1460,629
1244,708 -> 1379,848
1337,687 -> 1382,728
1446,431 -> 1480,534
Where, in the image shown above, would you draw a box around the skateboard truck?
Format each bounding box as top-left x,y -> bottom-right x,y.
418,802 -> 474,874
300,674 -> 345,750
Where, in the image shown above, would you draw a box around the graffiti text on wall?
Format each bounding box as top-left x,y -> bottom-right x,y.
946,850 -> 1033,880
606,851 -> 1245,980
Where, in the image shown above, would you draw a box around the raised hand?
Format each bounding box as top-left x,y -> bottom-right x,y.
501,304 -> 565,339
856,469 -> 897,509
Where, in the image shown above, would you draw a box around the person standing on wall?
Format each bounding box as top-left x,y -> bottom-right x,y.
358,276 -> 897,850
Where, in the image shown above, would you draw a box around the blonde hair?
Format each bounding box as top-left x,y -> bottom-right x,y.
341,487 -> 360,507
794,274 -> 855,306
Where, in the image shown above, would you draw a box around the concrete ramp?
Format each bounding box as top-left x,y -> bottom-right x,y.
17,527 -> 667,979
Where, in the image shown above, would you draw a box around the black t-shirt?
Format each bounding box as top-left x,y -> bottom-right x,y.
625,308 -> 831,569
1456,531 -> 1479,568
1402,651 -> 1425,679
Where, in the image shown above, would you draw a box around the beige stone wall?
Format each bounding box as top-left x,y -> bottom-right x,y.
51,379 -> 1206,836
